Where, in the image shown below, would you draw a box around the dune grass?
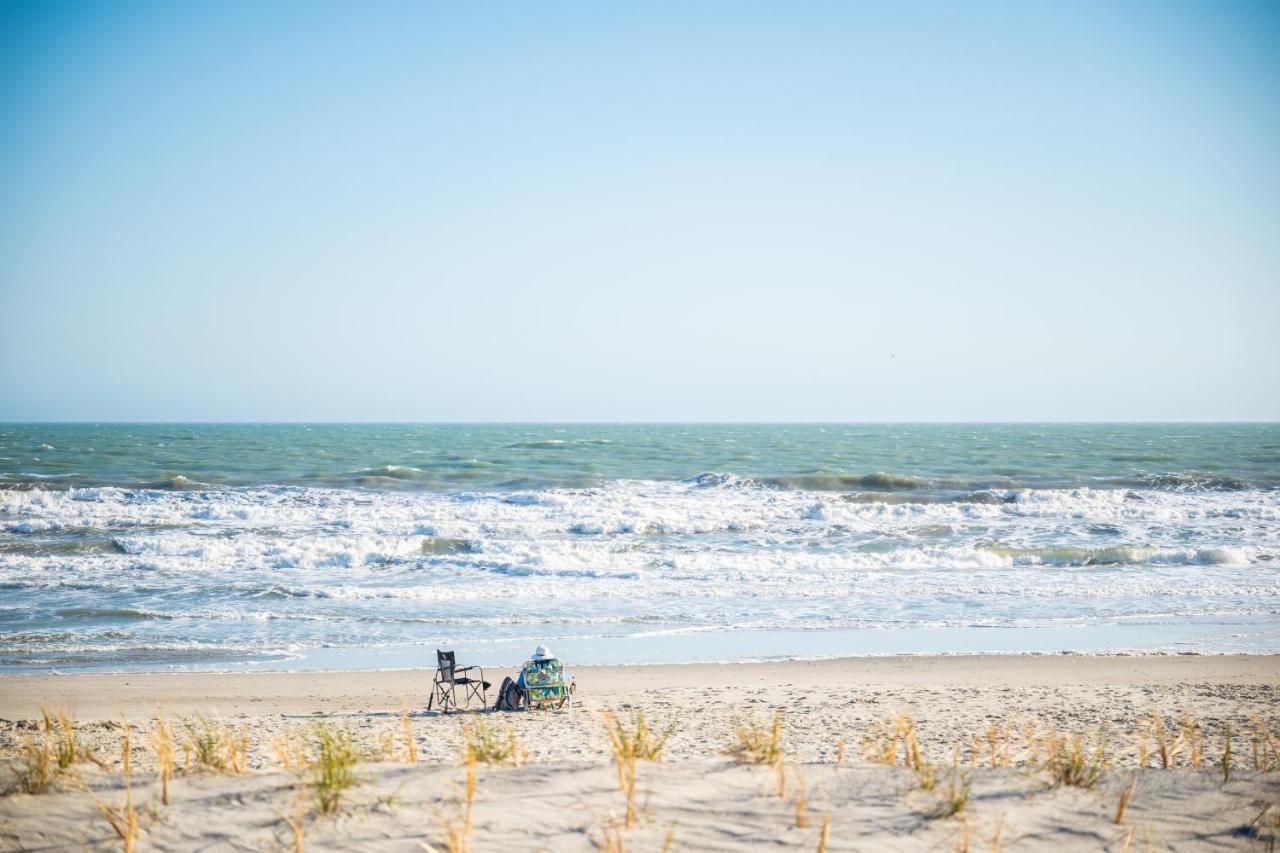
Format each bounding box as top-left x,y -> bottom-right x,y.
400,701 -> 419,764
12,723 -> 58,794
1114,775 -> 1137,825
1044,730 -> 1107,789
426,799 -> 471,853
281,809 -> 306,853
182,715 -> 248,773
9,707 -> 99,794
309,723 -> 362,816
816,814 -> 831,853
603,706 -> 675,823
934,748 -> 971,819
459,719 -> 523,766
1180,712 -> 1204,769
147,711 -> 176,805
89,719 -> 141,853
273,726 -> 309,772
728,710 -> 786,797
793,764 -> 809,828
604,708 -> 673,765
729,710 -> 785,767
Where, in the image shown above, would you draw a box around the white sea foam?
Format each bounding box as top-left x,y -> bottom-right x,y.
2,478 -> 1278,667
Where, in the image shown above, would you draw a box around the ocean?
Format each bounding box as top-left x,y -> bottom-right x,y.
1,423 -> 1277,671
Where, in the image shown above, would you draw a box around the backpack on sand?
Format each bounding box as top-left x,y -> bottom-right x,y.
493,676 -> 524,712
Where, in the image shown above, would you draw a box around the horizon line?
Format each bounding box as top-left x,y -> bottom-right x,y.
3,420 -> 1278,427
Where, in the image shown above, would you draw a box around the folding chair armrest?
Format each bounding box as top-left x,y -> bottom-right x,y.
455,665 -> 483,676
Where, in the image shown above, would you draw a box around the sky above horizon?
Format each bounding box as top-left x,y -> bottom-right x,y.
1,1 -> 1278,422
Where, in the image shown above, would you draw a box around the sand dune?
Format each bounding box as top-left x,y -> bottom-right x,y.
2,655 -> 1278,850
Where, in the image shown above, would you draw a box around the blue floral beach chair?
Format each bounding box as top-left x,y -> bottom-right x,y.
519,658 -> 573,710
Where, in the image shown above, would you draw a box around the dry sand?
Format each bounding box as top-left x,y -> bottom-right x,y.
1,654 -> 1278,850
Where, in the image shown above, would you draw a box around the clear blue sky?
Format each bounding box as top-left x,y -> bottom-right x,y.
1,1 -> 1277,421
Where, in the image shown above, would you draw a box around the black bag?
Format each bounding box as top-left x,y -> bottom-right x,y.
493,676 -> 524,712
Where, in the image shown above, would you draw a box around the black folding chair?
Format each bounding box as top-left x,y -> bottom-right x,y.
427,649 -> 490,713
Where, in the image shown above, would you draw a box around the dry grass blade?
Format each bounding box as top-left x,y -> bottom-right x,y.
988,815 -> 1005,853
1151,713 -> 1172,769
273,727 -> 308,771
281,810 -> 306,853
985,723 -> 1010,768
834,737 -> 845,769
400,701 -> 419,764
1251,792 -> 1280,853
426,799 -> 471,853
463,752 -> 477,834
816,814 -> 831,853
89,717 -> 141,853
1180,711 -> 1203,769
47,708 -> 80,770
148,710 -> 176,805
936,751 -> 971,818
594,814 -> 627,853
1114,776 -> 1137,825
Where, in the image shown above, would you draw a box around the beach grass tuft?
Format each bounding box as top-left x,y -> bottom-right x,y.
604,708 -> 673,765
460,719 -> 523,767
729,710 -> 785,767
12,719 -> 58,794
425,799 -> 471,853
1150,713 -> 1173,769
1045,731 -> 1106,789
273,726 -> 308,772
1180,711 -> 1203,769
728,710 -> 787,797
89,718 -> 141,853
147,710 -> 176,805
985,723 -> 1010,768
182,715 -> 247,773
308,722 -> 362,815
48,708 -> 81,770
400,701 -> 419,764
935,749 -> 971,819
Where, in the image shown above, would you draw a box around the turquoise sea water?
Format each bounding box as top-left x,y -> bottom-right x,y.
1,423 -> 1277,671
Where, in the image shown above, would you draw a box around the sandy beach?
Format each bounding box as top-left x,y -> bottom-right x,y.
2,654 -> 1278,850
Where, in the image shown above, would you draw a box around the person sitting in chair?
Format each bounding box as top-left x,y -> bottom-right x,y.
517,644 -> 575,709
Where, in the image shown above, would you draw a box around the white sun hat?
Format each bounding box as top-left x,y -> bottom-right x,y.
532,644 -> 554,661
